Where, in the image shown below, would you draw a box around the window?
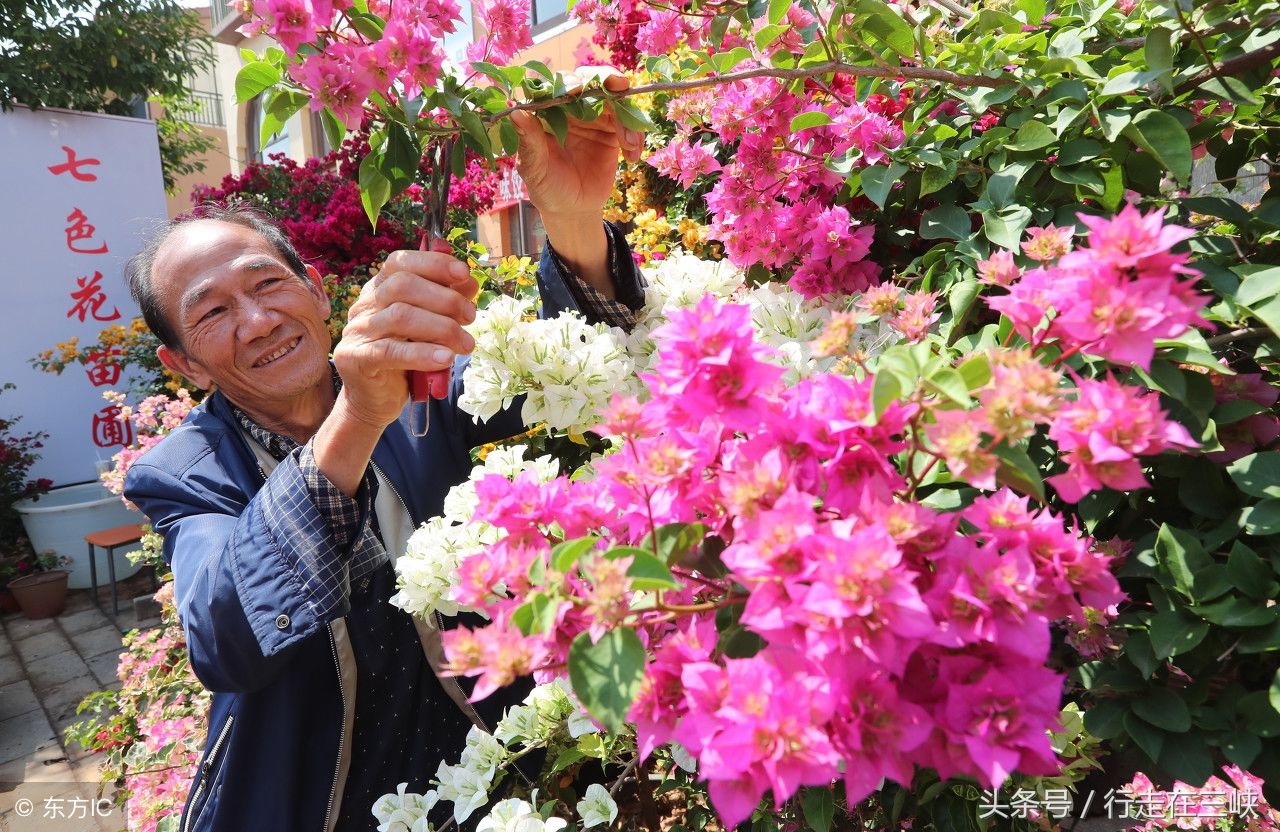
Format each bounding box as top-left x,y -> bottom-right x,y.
509,201 -> 546,257
530,0 -> 567,36
246,94 -> 290,163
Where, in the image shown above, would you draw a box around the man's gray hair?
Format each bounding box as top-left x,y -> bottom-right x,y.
124,205 -> 310,350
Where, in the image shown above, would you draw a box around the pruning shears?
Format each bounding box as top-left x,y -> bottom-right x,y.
409,137 -> 456,438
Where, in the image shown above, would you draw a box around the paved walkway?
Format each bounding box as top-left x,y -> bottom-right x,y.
0,578 -> 160,832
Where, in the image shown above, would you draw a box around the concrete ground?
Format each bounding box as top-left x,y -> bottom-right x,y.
0,571 -> 161,832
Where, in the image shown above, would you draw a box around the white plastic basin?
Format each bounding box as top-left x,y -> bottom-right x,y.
14,482 -> 144,590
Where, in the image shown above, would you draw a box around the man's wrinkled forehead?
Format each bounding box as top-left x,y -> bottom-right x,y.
152,220 -> 294,315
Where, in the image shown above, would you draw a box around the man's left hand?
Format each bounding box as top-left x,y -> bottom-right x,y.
509,67 -> 644,220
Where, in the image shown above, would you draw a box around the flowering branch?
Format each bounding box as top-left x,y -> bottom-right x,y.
485,60 -> 1013,122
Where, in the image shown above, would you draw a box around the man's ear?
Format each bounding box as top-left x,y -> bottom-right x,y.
305,265 -> 331,320
157,344 -> 211,390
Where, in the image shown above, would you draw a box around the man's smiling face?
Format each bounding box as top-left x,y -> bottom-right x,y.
152,219 -> 333,418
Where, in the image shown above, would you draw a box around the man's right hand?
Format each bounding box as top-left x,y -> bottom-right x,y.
317,250 -> 479,495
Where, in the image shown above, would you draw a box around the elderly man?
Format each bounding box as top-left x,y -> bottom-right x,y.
122,86 -> 646,832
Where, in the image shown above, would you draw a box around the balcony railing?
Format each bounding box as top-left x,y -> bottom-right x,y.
210,0 -> 247,43
184,90 -> 226,128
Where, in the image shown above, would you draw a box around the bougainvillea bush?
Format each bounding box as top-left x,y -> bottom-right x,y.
68,577 -> 210,832
228,0 -> 1280,827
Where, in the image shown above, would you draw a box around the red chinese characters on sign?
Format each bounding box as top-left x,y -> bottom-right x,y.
91,404 -> 133,448
47,146 -> 101,182
64,208 -> 109,254
84,348 -> 124,387
67,272 -> 121,323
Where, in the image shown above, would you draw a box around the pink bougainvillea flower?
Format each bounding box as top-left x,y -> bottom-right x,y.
1047,376 -> 1196,501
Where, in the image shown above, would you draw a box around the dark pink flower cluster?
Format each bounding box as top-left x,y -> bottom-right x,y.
441,295 -> 1125,827
693,84 -> 900,297
1208,368 -> 1280,462
1047,376 -> 1196,501
988,206 -> 1210,370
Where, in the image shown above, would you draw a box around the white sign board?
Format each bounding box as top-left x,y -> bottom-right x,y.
0,106 -> 166,486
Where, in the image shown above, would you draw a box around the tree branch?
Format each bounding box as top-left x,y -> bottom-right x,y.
1207,327 -> 1272,348
1174,41 -> 1280,95
484,61 -> 1012,122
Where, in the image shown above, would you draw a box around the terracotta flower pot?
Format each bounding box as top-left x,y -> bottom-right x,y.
7,570 -> 69,619
0,587 -> 18,614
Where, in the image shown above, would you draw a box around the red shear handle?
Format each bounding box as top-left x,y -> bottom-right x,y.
410,234 -> 456,403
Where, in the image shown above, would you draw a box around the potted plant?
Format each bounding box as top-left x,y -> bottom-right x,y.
7,549 -> 72,618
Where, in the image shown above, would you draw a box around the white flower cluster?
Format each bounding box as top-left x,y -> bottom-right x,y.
459,295 -> 637,435
371,782 -> 438,832
628,250 -> 835,382
457,250 -> 887,436
391,445 -> 559,620
370,681 -> 606,832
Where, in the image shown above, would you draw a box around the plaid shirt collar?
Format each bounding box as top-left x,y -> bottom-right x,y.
229,365 -> 342,462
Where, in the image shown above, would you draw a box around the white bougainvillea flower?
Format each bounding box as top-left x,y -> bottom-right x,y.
434,762 -> 492,824
576,783 -> 619,829
460,725 -> 508,781
371,782 -> 438,832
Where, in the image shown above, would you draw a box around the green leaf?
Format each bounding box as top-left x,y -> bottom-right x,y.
767,0 -> 789,24
358,151 -> 391,229
1240,692 -> 1280,738
802,789 -> 835,832
552,535 -> 600,572
920,205 -> 972,240
1149,610 -> 1210,659
1124,711 -> 1166,763
1245,296 -> 1280,338
626,551 -> 681,591
754,23 -> 788,51
382,123 -> 421,192
568,628 -> 646,734
613,98 -> 657,133
1083,700 -> 1127,739
512,593 -> 557,635
1227,542 -> 1277,600
1196,595 -> 1278,627
861,163 -> 905,209
320,108 -> 347,152
920,163 -> 957,196
790,111 -> 834,132
925,368 -> 971,406
640,523 -> 708,565
1271,668 -> 1280,715
1242,500 -> 1280,536
1199,76 -> 1262,105
1159,732 -> 1213,786
541,107 -> 569,146
993,443 -> 1045,500
1006,120 -> 1055,151
871,368 -> 904,419
1223,732 -> 1262,768
550,747 -> 586,773
981,205 -> 1032,250
348,11 -> 385,40
260,89 -> 308,149
499,118 -> 521,156
1057,138 -> 1102,166
957,353 -> 992,390
853,0 -> 916,58
235,61 -> 281,104
1228,453 -> 1280,499
1154,524 -> 1212,598
1237,268 -> 1280,306
1124,110 -> 1192,184
1145,28 -> 1173,89
1131,688 -> 1191,732
457,109 -> 492,158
